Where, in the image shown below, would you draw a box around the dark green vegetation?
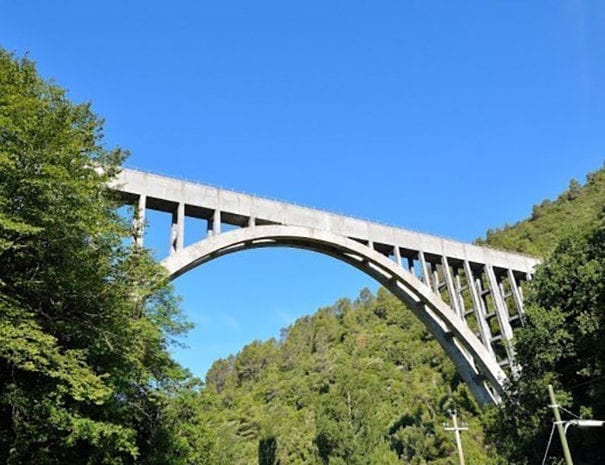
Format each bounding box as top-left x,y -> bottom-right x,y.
189,169 -> 605,464
2,48 -> 604,464
194,289 -> 498,464
189,163 -> 605,464
480,168 -> 605,465
0,51 -> 194,464
484,225 -> 605,464
167,165 -> 605,464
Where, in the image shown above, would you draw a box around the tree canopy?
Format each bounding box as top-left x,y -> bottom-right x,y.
186,289 -> 502,464
484,222 -> 605,464
479,162 -> 605,464
0,50 -> 192,464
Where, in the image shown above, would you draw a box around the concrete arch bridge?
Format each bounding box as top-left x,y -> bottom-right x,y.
112,168 -> 540,405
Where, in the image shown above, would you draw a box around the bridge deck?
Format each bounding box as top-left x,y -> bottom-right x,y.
113,168 -> 539,275
110,167 -> 545,403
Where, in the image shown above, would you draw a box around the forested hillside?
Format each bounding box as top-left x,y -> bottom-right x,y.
2,46 -> 605,464
189,165 -> 605,464
484,223 -> 605,464
189,289 -> 500,464
477,164 -> 605,464
477,166 -> 605,256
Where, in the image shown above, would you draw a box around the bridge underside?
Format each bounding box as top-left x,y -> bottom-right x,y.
113,168 -> 540,405
162,225 -> 508,404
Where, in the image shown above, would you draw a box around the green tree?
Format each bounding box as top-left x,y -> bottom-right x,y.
0,50 -> 192,464
485,222 -> 605,464
189,287 -> 502,465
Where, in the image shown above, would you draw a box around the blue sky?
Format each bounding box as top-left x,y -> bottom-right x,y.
3,1 -> 604,378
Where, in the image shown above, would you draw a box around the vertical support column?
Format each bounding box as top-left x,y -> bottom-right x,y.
133,194 -> 146,248
170,215 -> 177,255
520,273 -> 533,303
248,216 -> 256,227
418,250 -> 431,288
214,208 -> 221,235
208,208 -> 221,236
393,245 -> 402,267
431,263 -> 440,294
454,272 -> 467,317
442,256 -> 462,318
170,202 -> 185,255
498,282 -> 508,309
407,257 -> 415,275
485,265 -> 516,367
463,261 -> 494,356
507,269 -> 525,318
176,202 -> 185,251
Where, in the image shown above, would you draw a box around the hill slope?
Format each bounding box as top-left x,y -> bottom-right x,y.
180,163 -> 605,464
188,289 -> 499,464
477,164 -> 605,256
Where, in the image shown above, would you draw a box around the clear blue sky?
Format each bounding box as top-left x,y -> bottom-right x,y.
3,1 -> 604,379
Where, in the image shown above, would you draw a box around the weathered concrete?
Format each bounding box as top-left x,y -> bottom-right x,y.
162,225 -> 507,404
113,169 -> 539,273
111,167 -> 542,404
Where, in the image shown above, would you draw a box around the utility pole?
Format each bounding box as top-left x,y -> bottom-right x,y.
444,409 -> 468,465
548,384 -> 574,465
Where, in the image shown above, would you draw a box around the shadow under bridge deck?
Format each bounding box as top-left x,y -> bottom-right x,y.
111,168 -> 540,405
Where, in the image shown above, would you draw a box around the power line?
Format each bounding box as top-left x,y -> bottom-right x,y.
541,423 -> 556,465
559,405 -> 580,420
566,374 -> 605,392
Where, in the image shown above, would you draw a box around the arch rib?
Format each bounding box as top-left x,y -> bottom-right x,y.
162,225 -> 508,404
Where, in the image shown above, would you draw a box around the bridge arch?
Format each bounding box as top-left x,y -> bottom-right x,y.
162,224 -> 507,405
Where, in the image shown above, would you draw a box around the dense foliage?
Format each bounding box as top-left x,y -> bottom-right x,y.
477,166 -> 605,256
185,166 -> 605,464
0,50 -> 192,464
187,289 -> 500,465
478,165 -> 605,464
483,221 -> 605,465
